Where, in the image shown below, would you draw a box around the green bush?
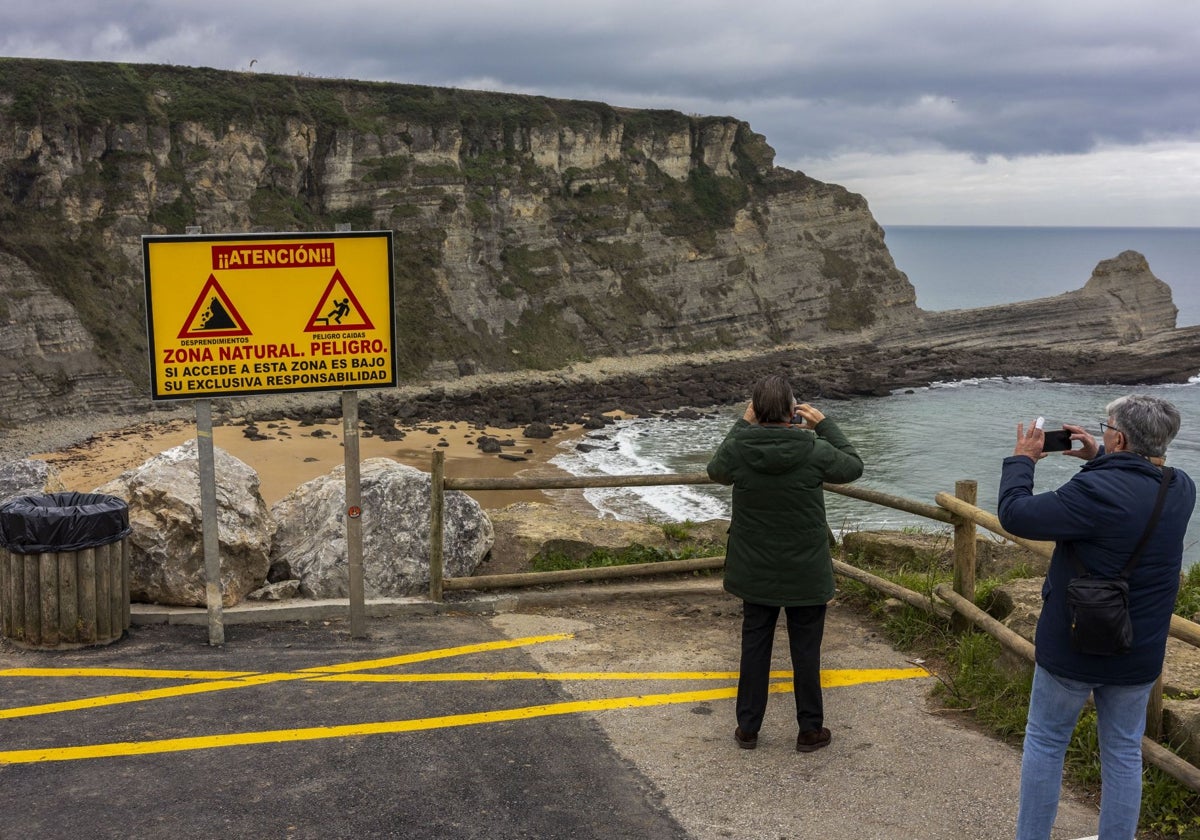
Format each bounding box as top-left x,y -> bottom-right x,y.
531,540 -> 723,573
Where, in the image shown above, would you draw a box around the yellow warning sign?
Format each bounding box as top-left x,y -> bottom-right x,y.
143,231 -> 395,400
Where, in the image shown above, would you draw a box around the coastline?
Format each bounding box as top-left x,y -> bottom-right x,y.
6,332 -> 1200,511
27,415 -> 590,510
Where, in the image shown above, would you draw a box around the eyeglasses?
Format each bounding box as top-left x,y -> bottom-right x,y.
1099,421 -> 1122,436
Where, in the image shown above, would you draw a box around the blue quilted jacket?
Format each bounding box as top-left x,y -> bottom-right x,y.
998,451 -> 1195,684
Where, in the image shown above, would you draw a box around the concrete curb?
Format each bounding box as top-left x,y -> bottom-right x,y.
129,578 -> 727,626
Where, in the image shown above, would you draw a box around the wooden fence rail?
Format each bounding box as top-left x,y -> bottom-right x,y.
428,450 -> 1200,792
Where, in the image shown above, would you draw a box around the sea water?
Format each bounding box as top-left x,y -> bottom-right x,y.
549,226 -> 1200,567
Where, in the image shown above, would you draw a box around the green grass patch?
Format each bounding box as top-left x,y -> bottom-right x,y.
530,539 -> 723,573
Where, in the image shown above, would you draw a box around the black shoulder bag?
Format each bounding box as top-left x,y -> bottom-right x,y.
1065,466 -> 1173,657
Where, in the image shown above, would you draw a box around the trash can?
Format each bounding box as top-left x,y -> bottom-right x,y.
0,492 -> 131,648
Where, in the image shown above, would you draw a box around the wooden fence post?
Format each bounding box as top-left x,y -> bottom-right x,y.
1147,673 -> 1165,740
952,480 -> 978,632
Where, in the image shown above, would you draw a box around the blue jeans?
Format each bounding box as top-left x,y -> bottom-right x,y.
1015,664 -> 1154,840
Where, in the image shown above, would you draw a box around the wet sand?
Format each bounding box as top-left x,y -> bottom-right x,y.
32,416 -> 590,510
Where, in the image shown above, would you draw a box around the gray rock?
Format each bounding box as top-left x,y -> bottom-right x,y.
0,459 -> 66,502
1163,698 -> 1200,767
480,501 -> 727,576
986,577 -> 1044,644
271,458 -> 493,598
96,439 -> 272,608
246,580 -> 303,601
523,422 -> 554,439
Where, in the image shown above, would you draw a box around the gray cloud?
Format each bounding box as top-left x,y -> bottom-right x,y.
3,1 -> 1199,223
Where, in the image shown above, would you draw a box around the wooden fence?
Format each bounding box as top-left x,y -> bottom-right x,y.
427,450 -> 1200,791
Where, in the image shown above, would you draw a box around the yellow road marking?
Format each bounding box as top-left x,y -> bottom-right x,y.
822,667 -> 928,688
0,634 -> 574,721
310,670 -> 745,683
0,668 -> 257,680
0,628 -> 931,766
0,667 -> 930,765
296,634 -> 574,673
0,672 -> 311,720
308,667 -> 929,685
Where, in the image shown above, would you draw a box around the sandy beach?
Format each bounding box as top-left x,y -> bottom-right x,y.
0,346 -> 766,511
29,415 -> 590,510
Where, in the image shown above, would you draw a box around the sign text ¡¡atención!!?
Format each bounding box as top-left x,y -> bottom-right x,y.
142,231 -> 396,400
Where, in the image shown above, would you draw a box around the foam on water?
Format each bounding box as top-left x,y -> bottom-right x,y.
551,418 -> 731,522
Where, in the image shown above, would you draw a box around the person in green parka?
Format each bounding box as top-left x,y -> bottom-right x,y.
706,374 -> 864,753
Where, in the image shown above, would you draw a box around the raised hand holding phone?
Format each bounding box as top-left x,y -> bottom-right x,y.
1041,429 -> 1074,452
791,403 -> 825,428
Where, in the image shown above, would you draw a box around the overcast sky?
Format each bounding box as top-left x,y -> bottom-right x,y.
3,1 -> 1199,227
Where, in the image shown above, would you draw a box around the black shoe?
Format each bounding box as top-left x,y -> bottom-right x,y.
733,727 -> 758,750
796,727 -> 831,753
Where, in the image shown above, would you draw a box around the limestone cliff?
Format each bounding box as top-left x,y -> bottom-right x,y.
0,58 -> 920,425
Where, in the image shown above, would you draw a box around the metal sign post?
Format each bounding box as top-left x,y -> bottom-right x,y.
185,225 -> 225,646
196,398 -> 225,645
343,390 -> 365,637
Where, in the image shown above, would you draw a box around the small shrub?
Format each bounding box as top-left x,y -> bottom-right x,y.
530,541 -> 723,573
661,521 -> 694,541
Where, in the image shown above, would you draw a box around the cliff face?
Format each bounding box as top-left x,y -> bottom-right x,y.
0,58 -> 920,425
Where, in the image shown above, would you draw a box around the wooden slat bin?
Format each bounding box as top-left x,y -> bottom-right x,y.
0,492 -> 131,649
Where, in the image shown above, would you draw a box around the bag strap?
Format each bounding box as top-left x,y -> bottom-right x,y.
1068,466 -> 1174,579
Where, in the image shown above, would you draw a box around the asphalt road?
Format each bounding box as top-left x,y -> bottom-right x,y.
0,585 -> 1101,840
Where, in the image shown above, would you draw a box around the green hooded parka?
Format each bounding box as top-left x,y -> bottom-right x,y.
706,417 -> 863,606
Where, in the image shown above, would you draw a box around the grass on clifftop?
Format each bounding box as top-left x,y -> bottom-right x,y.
837,542 -> 1200,839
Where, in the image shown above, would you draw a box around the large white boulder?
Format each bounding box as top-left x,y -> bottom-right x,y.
96,439 -> 272,607
271,458 -> 493,598
0,459 -> 66,502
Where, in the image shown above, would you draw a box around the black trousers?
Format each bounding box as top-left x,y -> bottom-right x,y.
736,600 -> 827,735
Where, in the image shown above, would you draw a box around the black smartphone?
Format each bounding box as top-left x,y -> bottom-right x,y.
1042,429 -> 1074,452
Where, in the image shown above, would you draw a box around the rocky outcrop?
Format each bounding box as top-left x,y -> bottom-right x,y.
270,458 -> 492,598
0,459 -> 66,502
878,250 -> 1180,350
0,58 -> 919,426
96,440 -> 272,607
841,530 -> 1047,579
483,502 -> 728,575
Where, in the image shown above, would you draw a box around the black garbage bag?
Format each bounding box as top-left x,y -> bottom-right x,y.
0,492 -> 131,554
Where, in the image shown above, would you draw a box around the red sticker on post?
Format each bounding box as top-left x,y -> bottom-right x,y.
347,506 -> 361,518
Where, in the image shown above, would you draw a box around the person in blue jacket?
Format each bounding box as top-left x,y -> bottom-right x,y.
707,374 -> 863,753
998,395 -> 1195,840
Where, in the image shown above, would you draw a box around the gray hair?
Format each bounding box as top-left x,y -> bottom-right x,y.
1106,394 -> 1182,458
751,374 -> 795,424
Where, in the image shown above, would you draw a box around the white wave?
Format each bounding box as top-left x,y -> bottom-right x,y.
552,418 -> 732,523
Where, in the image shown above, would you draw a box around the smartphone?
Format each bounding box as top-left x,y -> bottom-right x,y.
1042,429 -> 1075,452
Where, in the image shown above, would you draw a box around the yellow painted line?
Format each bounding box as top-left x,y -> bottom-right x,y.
310,670 -> 745,683
296,634 -> 575,674
0,667 -> 931,765
0,672 -> 312,720
0,634 -> 575,720
823,667 -> 928,688
0,668 -> 258,680
307,667 -> 929,685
